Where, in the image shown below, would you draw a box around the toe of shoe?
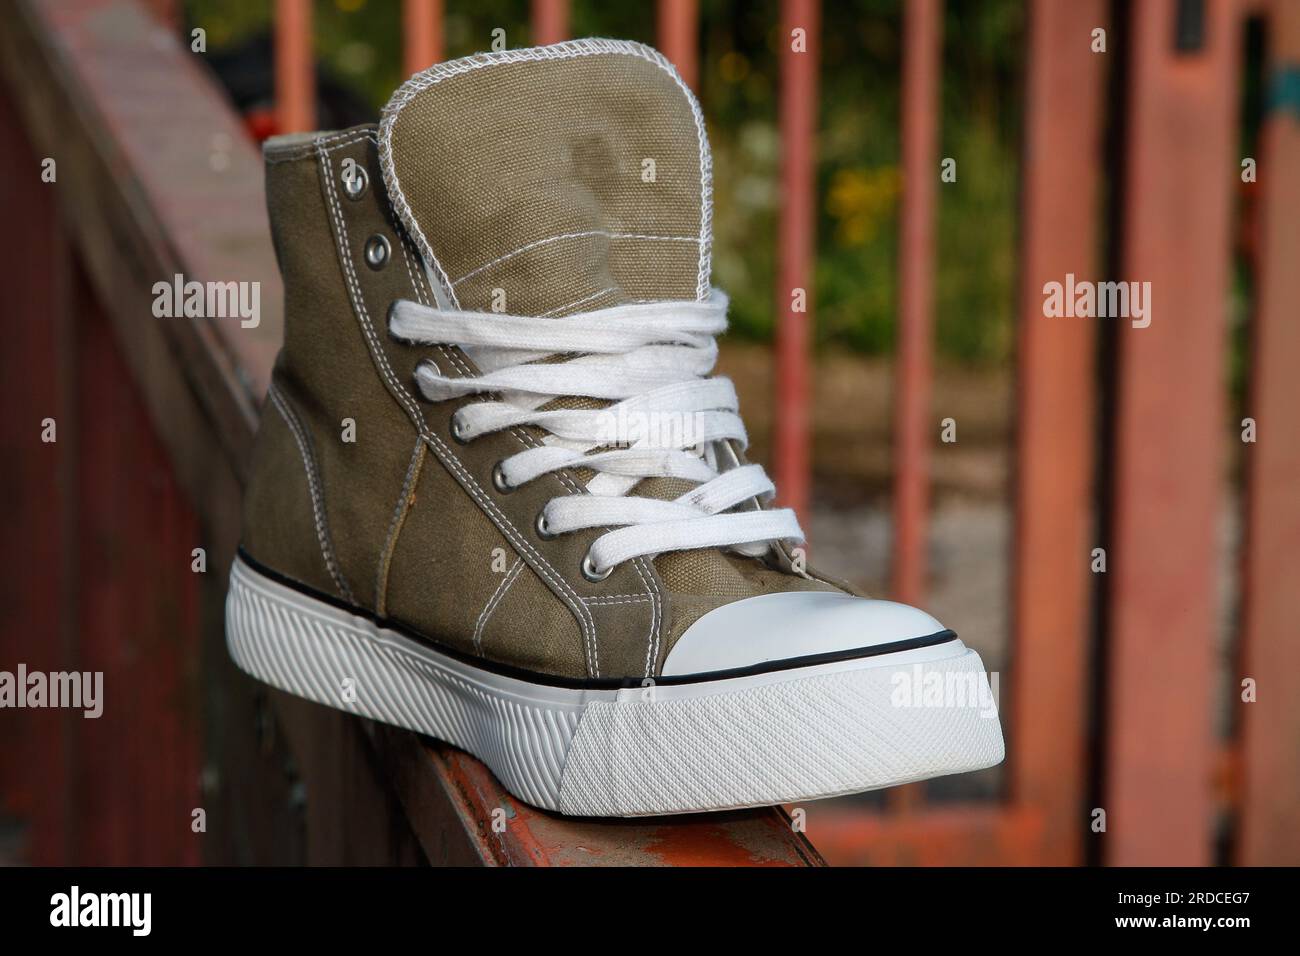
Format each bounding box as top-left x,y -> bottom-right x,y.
660,590 -> 952,678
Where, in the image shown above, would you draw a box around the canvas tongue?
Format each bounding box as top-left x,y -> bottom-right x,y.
378,40 -> 712,318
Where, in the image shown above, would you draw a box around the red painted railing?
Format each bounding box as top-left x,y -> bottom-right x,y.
891,0 -> 939,610
274,0 -> 314,133
403,0 -> 445,77
773,0 -> 819,521
3,0 -> 1297,867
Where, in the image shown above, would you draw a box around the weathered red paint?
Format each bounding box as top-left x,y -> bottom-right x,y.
402,0 -> 444,76
72,270 -> 203,865
1236,0 -> 1300,866
890,0 -> 940,608
275,0 -> 315,133
881,0 -> 941,816
0,79 -> 72,865
1104,0 -> 1239,866
531,0 -> 569,46
657,0 -> 699,90
1008,0 -> 1108,867
427,745 -> 823,867
773,0 -> 819,522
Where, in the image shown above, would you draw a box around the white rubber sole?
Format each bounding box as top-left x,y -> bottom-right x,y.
225,555 -> 1005,816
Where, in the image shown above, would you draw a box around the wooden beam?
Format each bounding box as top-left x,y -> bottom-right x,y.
531,0 -> 569,46
1008,0 -> 1108,867
70,275 -> 202,865
890,0 -> 942,607
0,80 -> 76,865
773,0 -> 819,522
1235,0 -> 1300,866
374,729 -> 824,867
402,0 -> 444,77
275,0 -> 315,133
1104,0 -> 1240,866
0,0 -> 278,482
882,0 -> 942,815
657,0 -> 699,90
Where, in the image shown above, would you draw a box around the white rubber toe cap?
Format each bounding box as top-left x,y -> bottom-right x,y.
661,591 -> 950,677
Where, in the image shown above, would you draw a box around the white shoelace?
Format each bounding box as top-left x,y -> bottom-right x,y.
389,289 -> 804,579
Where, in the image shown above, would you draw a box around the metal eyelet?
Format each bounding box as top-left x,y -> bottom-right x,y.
581,552 -> 613,582
364,234 -> 390,270
449,414 -> 470,444
535,511 -> 556,540
342,164 -> 368,200
491,461 -> 514,494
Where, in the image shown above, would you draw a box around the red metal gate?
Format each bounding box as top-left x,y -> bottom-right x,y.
1,0 -> 1296,866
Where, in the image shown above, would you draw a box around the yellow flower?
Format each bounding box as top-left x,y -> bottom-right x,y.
826,166 -> 900,246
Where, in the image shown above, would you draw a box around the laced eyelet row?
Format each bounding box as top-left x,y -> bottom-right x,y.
460,420 -> 615,582
387,290 -> 804,585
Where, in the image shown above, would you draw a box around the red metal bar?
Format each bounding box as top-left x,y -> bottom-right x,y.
275,0 -> 314,133
531,0 -> 569,46
657,0 -> 699,90
1236,0 -> 1300,866
890,0 -> 941,607
1104,0 -> 1239,866
881,0 -> 941,816
371,730 -> 825,866
1008,0 -> 1108,867
773,0 -> 819,521
402,0 -> 444,77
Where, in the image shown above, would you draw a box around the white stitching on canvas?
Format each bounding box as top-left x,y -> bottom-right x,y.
472,557 -> 524,653
377,38 -> 714,309
267,383 -> 356,604
539,286 -> 618,318
394,235 -> 442,375
630,551 -> 662,677
266,129 -> 376,164
316,137 -> 601,676
450,232 -> 698,288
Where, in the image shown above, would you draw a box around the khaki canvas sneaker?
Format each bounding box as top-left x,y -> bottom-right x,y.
225,39 -> 1004,816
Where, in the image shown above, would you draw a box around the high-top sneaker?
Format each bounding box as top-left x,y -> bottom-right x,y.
225,39 -> 1004,816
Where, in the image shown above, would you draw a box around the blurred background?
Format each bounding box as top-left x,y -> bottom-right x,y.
0,0 -> 1295,867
